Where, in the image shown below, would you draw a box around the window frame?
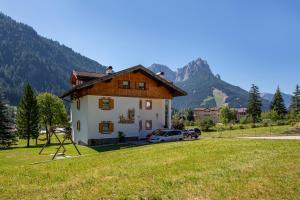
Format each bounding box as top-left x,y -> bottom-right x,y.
76,120 -> 80,131
137,82 -> 146,90
145,100 -> 152,110
102,99 -> 110,110
145,120 -> 152,130
120,80 -> 130,89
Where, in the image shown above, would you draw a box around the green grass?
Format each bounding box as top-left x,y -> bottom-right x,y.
201,125 -> 300,138
0,130 -> 300,199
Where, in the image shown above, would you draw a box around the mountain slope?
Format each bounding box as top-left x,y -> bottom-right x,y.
149,58 -> 269,109
0,13 -> 106,105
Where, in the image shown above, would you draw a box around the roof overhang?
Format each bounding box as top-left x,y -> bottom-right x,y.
61,65 -> 187,99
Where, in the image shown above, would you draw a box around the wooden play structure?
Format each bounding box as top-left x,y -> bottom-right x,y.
39,126 -> 81,160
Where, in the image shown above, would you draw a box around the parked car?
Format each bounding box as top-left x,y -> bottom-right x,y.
149,130 -> 183,143
146,129 -> 165,141
183,128 -> 201,139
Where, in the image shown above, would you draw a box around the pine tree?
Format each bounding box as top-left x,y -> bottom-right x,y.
16,84 -> 40,147
270,87 -> 287,118
289,84 -> 300,113
0,93 -> 17,148
247,84 -> 262,123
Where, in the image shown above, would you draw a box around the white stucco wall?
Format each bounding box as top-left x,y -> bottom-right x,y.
71,95 -> 169,144
71,96 -> 89,144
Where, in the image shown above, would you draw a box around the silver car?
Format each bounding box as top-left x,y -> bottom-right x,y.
149,130 -> 183,143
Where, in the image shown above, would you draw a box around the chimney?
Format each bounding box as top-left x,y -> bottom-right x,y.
106,66 -> 113,74
156,71 -> 165,79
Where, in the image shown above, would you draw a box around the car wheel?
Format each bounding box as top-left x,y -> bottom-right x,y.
161,140 -> 165,142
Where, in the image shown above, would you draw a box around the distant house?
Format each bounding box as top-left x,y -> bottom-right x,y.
61,65 -> 187,145
194,107 -> 221,123
194,107 -> 248,123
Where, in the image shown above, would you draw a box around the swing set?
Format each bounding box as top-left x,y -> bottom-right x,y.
39,126 -> 81,160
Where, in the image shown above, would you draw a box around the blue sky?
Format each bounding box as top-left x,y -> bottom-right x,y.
0,0 -> 299,94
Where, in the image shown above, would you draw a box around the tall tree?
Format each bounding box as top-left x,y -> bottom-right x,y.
37,93 -> 68,144
16,84 -> 40,147
270,87 -> 287,118
247,84 -> 262,123
0,92 -> 17,148
289,84 -> 300,113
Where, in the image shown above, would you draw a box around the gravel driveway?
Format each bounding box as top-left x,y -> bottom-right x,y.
238,136 -> 300,140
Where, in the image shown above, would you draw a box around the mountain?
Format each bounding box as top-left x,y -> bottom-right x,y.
148,63 -> 176,81
148,58 -> 269,110
261,92 -> 292,109
0,13 -> 106,105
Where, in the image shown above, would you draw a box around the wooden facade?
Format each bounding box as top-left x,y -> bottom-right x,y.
73,71 -> 174,99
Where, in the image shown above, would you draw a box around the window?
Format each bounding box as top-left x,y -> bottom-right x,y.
77,120 -> 80,131
119,80 -> 130,89
145,100 -> 152,110
99,98 -> 114,110
145,120 -> 152,130
76,99 -> 80,110
139,100 -> 142,110
99,121 -> 114,134
102,99 -> 110,110
137,82 -> 146,90
103,122 -> 110,132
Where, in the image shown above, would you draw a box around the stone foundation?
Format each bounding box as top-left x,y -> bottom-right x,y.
88,137 -> 139,146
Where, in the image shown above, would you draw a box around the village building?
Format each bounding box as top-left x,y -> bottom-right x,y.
194,107 -> 248,123
61,65 -> 187,145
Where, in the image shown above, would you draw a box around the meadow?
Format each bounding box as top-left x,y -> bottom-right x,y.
0,125 -> 300,199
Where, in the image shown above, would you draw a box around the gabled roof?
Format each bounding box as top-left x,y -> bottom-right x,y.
74,71 -> 105,78
61,65 -> 187,98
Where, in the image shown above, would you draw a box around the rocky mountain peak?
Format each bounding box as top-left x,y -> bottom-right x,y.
175,58 -> 213,82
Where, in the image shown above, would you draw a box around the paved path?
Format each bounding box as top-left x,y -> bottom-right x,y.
238,136 -> 300,140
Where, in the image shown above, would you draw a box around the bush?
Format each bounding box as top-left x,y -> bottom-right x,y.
118,131 -> 126,143
200,118 -> 215,132
172,118 -> 185,130
251,124 -> 256,128
239,124 -> 245,129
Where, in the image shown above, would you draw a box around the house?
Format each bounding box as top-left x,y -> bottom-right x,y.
194,107 -> 248,123
194,107 -> 221,123
61,65 -> 187,145
233,108 -> 248,121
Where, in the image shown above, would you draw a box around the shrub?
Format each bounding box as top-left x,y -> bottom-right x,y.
200,118 -> 215,132
172,118 -> 185,130
239,124 -> 244,129
118,131 -> 126,143
251,124 -> 256,128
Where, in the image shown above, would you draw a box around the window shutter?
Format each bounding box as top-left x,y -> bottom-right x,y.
109,122 -> 114,133
139,100 -> 142,109
99,122 -> 103,133
99,98 -> 103,109
145,82 -> 148,90
109,98 -> 114,109
118,80 -> 123,88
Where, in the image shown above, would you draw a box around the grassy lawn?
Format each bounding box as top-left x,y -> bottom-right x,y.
201,125 -> 300,138
0,130 -> 300,199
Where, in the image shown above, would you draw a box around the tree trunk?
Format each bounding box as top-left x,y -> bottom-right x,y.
45,125 -> 50,145
35,137 -> 38,146
27,132 -> 30,147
